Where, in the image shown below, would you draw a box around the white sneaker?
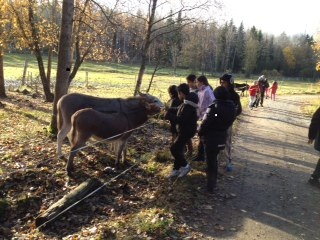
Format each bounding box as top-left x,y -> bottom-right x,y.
178,164 -> 191,177
168,169 -> 180,178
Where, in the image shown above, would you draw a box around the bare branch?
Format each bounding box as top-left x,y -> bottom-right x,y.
89,0 -> 121,27
150,18 -> 197,42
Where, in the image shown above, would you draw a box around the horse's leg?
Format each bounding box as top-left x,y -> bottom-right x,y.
116,133 -> 131,164
116,140 -> 126,165
67,146 -> 80,175
57,123 -> 71,158
66,131 -> 90,176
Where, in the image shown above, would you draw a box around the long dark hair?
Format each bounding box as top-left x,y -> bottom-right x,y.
168,85 -> 178,98
197,75 -> 209,86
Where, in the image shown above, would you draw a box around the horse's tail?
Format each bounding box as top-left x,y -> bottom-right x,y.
57,99 -> 63,131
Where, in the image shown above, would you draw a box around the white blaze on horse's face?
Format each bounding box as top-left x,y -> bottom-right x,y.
138,91 -> 165,109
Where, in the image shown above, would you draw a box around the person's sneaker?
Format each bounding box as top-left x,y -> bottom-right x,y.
191,155 -> 205,162
168,169 -> 180,178
196,186 -> 217,195
308,177 -> 320,188
178,164 -> 191,177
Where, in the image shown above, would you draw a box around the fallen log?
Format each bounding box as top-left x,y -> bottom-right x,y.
35,178 -> 103,228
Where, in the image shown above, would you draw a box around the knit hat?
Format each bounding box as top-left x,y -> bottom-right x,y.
213,86 -> 230,100
220,74 -> 234,85
258,75 -> 266,82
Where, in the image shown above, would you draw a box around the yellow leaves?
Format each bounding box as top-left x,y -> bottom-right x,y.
0,0 -> 13,48
314,31 -> 320,71
282,46 -> 296,69
6,0 -> 60,51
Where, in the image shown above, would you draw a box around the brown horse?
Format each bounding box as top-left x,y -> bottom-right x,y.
57,92 -> 164,158
66,97 -> 161,175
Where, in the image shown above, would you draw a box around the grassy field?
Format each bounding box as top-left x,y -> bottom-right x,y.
3,53 -> 320,115
4,53 -> 320,102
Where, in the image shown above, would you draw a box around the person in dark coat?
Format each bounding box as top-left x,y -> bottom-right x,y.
185,74 -> 198,156
198,86 -> 236,193
165,85 -> 182,143
165,83 -> 199,178
257,75 -> 267,107
219,73 -> 242,170
308,106 -> 320,188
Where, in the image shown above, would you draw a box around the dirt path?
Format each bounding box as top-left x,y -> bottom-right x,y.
202,95 -> 320,240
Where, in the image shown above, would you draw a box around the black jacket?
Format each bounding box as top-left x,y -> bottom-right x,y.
198,99 -> 236,150
165,97 -> 182,134
309,107 -> 320,151
165,93 -> 198,138
229,89 -> 242,116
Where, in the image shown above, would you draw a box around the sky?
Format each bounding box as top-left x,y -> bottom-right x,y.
220,0 -> 320,36
98,0 -> 320,37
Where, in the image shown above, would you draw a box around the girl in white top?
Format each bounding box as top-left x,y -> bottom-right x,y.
196,75 -> 215,120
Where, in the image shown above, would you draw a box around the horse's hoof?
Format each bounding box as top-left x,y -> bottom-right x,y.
67,166 -> 75,176
67,171 -> 74,177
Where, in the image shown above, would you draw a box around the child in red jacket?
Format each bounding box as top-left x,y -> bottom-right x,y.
270,81 -> 278,101
248,81 -> 259,110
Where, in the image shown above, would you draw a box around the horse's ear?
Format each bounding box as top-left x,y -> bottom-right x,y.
138,91 -> 147,97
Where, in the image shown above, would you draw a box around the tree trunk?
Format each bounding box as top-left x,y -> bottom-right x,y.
28,0 -> 53,102
0,47 -> 6,98
22,57 -> 28,86
133,0 -> 157,96
47,47 -> 52,86
146,61 -> 160,93
35,178 -> 103,228
46,0 -> 56,87
35,52 -> 54,101
134,52 -> 147,95
49,0 -> 74,134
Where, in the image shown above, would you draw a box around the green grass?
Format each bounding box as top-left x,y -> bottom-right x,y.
304,99 -> 320,116
4,53 -> 190,100
3,53 -> 320,101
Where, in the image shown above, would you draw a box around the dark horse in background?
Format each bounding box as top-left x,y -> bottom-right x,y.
56,92 -> 164,159
234,83 -> 249,97
66,97 -> 162,175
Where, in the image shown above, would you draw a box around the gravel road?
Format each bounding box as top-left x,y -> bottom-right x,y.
202,95 -> 320,240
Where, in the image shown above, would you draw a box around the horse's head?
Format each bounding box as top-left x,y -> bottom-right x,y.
137,91 -> 165,109
144,102 -> 162,116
